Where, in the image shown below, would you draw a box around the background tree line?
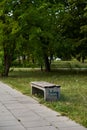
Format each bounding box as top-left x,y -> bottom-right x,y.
0,0 -> 87,76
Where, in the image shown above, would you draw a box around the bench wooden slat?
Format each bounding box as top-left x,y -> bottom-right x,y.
31,81 -> 55,88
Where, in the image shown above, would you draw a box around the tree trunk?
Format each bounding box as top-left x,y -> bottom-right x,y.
82,56 -> 85,63
22,55 -> 26,63
44,54 -> 51,72
40,65 -> 43,71
2,54 -> 11,77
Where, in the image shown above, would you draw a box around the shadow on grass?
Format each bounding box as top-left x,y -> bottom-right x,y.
8,69 -> 87,78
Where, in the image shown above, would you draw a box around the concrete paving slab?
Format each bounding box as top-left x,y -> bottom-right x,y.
21,119 -> 51,128
4,102 -> 26,110
9,109 -> 34,116
59,126 -> 87,130
0,125 -> 26,130
0,120 -> 20,127
44,115 -> 69,122
15,96 -> 38,103
17,116 -> 41,123
0,112 -> 14,117
16,115 -> 41,122
12,111 -> 40,119
36,109 -> 60,117
27,126 -> 58,130
52,120 -> 80,128
0,115 -> 17,122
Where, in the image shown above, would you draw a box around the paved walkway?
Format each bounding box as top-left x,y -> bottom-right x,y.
0,82 -> 87,130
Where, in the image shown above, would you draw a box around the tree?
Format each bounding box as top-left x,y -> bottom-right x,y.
80,4 -> 87,62
0,0 -> 19,76
7,0 -> 69,72
58,0 -> 87,62
16,1 -> 61,71
2,0 -> 86,76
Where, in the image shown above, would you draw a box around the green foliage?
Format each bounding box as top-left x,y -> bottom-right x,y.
57,0 -> 87,61
0,0 -> 87,76
0,51 -> 4,74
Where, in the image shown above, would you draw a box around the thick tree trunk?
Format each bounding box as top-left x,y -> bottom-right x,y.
2,54 -> 11,77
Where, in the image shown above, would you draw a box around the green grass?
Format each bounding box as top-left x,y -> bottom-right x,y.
51,59 -> 87,69
0,61 -> 87,128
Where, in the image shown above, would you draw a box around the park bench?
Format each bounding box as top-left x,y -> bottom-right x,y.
31,81 -> 61,101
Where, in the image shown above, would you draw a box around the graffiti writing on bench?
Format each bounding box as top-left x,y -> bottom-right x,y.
48,89 -> 59,98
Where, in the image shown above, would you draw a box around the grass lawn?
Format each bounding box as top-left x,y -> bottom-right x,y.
0,60 -> 87,127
